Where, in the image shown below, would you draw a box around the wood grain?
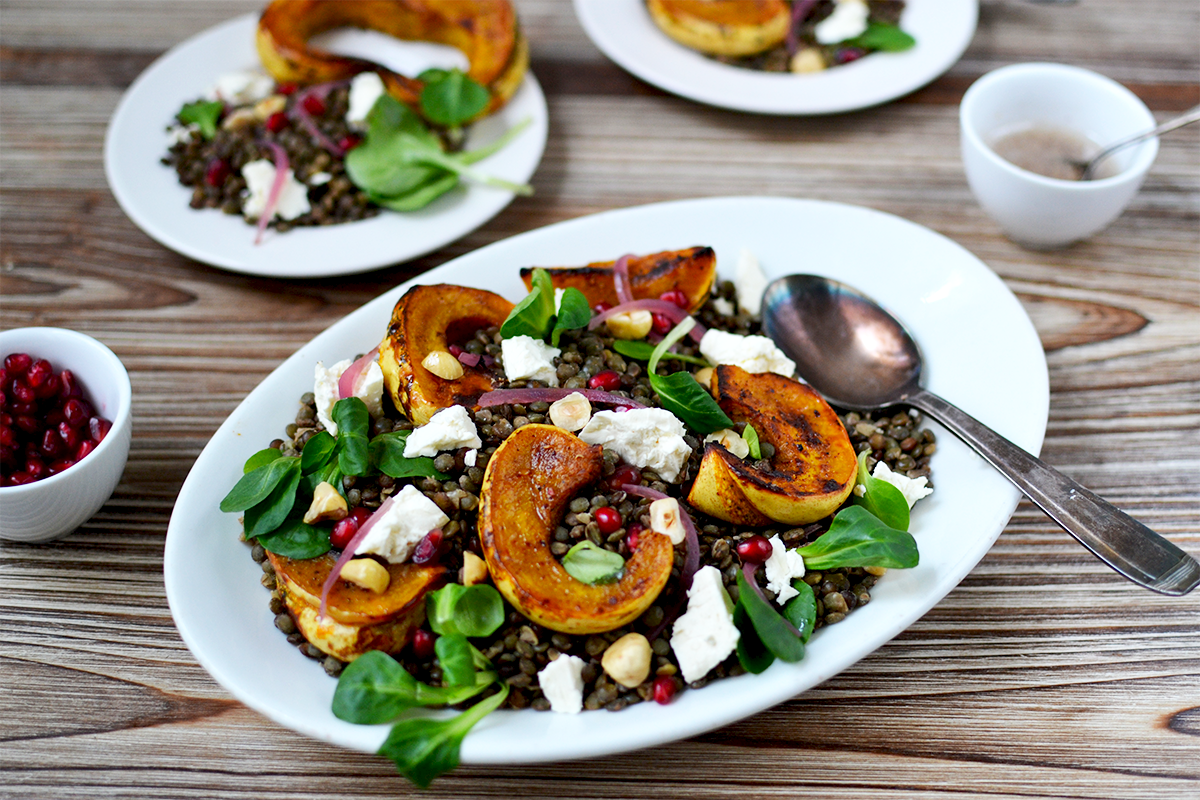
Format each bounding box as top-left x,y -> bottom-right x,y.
1,0 -> 1197,798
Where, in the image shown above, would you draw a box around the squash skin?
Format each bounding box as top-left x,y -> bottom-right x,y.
255,0 -> 529,119
646,0 -> 791,57
519,246 -> 716,313
268,551 -> 445,661
379,283 -> 513,425
478,424 -> 674,634
687,365 -> 857,526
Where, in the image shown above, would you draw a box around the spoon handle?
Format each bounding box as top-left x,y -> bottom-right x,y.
906,388 -> 1200,596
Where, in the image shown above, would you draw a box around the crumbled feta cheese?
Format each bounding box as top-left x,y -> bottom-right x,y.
313,357 -> 385,436
308,171 -> 332,186
704,428 -> 750,459
578,408 -> 691,483
764,535 -> 806,605
554,287 -> 566,313
167,124 -> 199,145
403,405 -> 482,458
733,248 -> 769,315
649,498 -> 686,545
241,159 -> 311,221
346,71 -> 386,128
699,329 -> 795,377
537,653 -> 586,714
355,485 -> 450,563
464,449 -> 478,467
711,297 -> 736,316
209,71 -> 275,105
670,566 -> 740,684
500,335 -> 561,386
814,0 -> 870,45
871,461 -> 933,508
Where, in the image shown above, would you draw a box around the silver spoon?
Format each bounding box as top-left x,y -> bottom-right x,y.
761,274 -> 1200,596
1074,104 -> 1200,180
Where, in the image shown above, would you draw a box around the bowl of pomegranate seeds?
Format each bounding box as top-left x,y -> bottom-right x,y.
0,327 -> 132,542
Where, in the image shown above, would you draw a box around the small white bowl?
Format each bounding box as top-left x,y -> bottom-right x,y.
0,328 -> 132,543
960,62 -> 1159,249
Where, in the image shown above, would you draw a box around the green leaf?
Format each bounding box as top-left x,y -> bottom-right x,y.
647,318 -> 732,435
243,448 -> 283,474
781,580 -> 817,644
561,540 -> 625,585
434,633 -> 491,688
500,267 -> 556,340
796,505 -> 919,570
332,651 -> 491,725
333,397 -> 371,477
426,584 -> 506,638
733,601 -> 775,674
418,68 -> 490,127
368,173 -> 460,211
735,569 -> 806,663
220,456 -> 300,513
845,21 -> 916,52
377,684 -> 508,789
300,431 -> 337,474
177,99 -> 222,139
610,339 -> 709,367
550,287 -> 592,347
851,450 -> 910,531
242,460 -> 301,538
257,519 -> 331,559
743,423 -> 762,460
369,430 -> 448,479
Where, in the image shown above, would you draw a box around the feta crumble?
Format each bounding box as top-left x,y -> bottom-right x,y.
764,535 -> 806,605
670,566 -> 740,684
814,0 -> 870,45
733,248 -> 769,315
500,335 -> 561,386
403,405 -> 482,458
208,70 -> 274,105
241,159 -> 311,222
313,358 -> 384,436
346,71 -> 386,128
537,654 -> 586,714
871,461 -> 933,508
355,485 -> 450,563
578,408 -> 691,483
698,329 -> 795,377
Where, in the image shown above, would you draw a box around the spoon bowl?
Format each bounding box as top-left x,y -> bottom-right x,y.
761,273 -> 1200,596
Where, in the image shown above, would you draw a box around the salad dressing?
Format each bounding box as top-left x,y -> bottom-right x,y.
989,125 -> 1118,181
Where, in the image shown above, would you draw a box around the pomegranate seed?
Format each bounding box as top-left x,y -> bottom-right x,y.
607,463 -> 642,491
411,628 -> 436,660
329,517 -> 359,550
651,313 -> 674,335
64,398 -> 91,428
659,289 -> 689,309
265,111 -> 288,133
205,158 -> 231,187
0,425 -> 15,447
48,458 -> 76,475
59,369 -> 82,399
0,389 -> 6,410
34,373 -> 60,399
14,415 -> 39,435
834,46 -> 865,64
10,400 -> 35,416
40,429 -> 64,458
626,522 -> 644,551
587,370 -> 622,392
652,675 -> 678,705
25,456 -> 46,480
0,444 -> 16,467
301,94 -> 325,115
6,471 -> 35,486
594,506 -> 623,534
4,353 -> 32,375
58,421 -> 80,449
593,302 -> 613,314
337,134 -> 361,152
276,82 -> 298,96
736,534 -> 774,564
412,528 -> 445,565
13,381 -> 36,405
75,440 -> 98,462
89,417 -> 112,442
448,344 -> 464,357
26,359 -> 52,388
0,412 -> 10,426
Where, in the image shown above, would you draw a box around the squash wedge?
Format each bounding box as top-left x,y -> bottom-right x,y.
646,0 -> 791,57
519,246 -> 716,313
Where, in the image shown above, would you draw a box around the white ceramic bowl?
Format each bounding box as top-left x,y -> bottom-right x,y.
0,328 -> 132,543
960,62 -> 1158,249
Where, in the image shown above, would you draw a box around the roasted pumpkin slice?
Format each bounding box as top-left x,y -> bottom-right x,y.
687,365 -> 857,526
519,246 -> 716,313
268,551 -> 445,661
646,0 -> 791,57
379,283 -> 513,425
256,0 -> 529,119
478,424 -> 674,634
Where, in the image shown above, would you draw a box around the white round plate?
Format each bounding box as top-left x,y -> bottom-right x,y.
104,14 -> 548,277
165,196 -> 1047,764
573,0 -> 977,115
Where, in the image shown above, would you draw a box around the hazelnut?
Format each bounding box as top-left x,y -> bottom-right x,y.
422,350 -> 464,380
303,481 -> 348,524
649,497 -> 686,545
254,94 -> 286,119
221,107 -> 259,131
693,367 -> 714,390
704,428 -> 750,459
459,551 -> 489,586
790,48 -> 826,74
601,632 -> 652,688
549,392 -> 592,431
864,566 -> 888,577
605,310 -> 653,340
340,558 -> 390,594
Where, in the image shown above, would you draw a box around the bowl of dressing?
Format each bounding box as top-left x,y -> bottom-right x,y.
959,62 -> 1158,249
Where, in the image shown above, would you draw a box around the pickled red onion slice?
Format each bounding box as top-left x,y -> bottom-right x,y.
338,346 -> 380,400
613,253 -> 634,305
318,493 -> 397,620
478,388 -> 646,409
622,483 -> 700,591
457,351 -> 481,368
254,141 -> 290,245
289,81 -> 346,155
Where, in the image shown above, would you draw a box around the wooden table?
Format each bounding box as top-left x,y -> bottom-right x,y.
2,1 -> 1198,797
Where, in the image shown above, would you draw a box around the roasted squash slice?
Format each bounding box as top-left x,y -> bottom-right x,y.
379,283 -> 513,425
478,424 -> 674,634
646,0 -> 791,57
519,246 -> 716,313
687,365 -> 857,526
268,551 -> 445,661
256,0 -> 529,120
